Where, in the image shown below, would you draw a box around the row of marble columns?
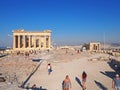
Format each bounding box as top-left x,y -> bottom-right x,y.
90,44 -> 100,51
13,35 -> 51,49
93,44 -> 100,50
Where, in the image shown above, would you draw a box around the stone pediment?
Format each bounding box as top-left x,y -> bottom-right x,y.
13,29 -> 25,33
43,30 -> 52,33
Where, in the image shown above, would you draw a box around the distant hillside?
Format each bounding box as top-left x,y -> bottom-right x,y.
0,46 -> 7,49
110,43 -> 120,47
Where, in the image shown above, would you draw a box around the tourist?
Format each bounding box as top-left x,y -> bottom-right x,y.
47,49 -> 50,52
82,71 -> 87,90
47,63 -> 52,75
112,74 -> 120,90
25,52 -> 29,59
64,75 -> 72,90
32,84 -> 37,89
66,49 -> 68,54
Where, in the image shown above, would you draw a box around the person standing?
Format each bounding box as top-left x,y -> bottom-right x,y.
64,75 -> 72,90
47,63 -> 52,75
112,74 -> 120,90
82,71 -> 87,90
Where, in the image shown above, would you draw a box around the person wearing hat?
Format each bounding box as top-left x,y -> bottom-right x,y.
112,74 -> 120,90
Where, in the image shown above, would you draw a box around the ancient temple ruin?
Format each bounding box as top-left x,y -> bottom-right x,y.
13,29 -> 51,50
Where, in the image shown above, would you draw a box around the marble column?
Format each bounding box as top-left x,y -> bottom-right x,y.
39,36 -> 41,48
18,35 -> 20,48
34,35 -> 36,48
23,35 -> 26,48
29,35 -> 31,48
13,35 -> 16,49
48,36 -> 51,48
44,36 -> 46,48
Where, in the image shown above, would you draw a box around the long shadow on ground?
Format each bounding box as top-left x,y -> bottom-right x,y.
24,86 -> 47,90
20,59 -> 43,88
94,80 -> 107,90
0,54 -> 8,58
62,80 -> 64,90
75,77 -> 82,88
107,60 -> 120,74
100,59 -> 120,80
100,71 -> 116,79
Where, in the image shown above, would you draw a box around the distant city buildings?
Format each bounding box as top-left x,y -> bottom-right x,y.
13,29 -> 51,51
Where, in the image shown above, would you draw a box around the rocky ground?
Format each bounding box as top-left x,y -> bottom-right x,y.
0,48 -> 119,90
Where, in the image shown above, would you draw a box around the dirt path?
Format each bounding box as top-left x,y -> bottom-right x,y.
25,53 -> 113,90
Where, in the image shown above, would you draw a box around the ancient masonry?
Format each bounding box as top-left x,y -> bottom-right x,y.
13,29 -> 51,51
89,42 -> 101,52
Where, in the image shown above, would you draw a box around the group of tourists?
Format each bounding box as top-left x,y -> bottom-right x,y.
63,71 -> 87,90
63,72 -> 120,90
46,63 -> 120,90
47,63 -> 87,90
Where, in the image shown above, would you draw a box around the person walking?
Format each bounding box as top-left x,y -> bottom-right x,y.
64,75 -> 72,90
112,74 -> 120,90
47,63 -> 52,75
82,71 -> 87,90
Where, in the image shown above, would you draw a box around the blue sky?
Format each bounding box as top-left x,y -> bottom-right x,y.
0,0 -> 120,46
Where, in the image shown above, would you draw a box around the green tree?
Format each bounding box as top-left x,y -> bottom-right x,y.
83,43 -> 89,50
